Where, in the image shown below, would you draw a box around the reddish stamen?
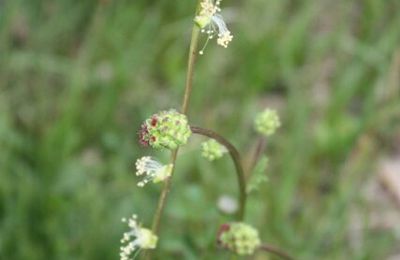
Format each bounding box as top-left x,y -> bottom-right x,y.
138,124 -> 150,146
151,117 -> 158,127
217,223 -> 231,246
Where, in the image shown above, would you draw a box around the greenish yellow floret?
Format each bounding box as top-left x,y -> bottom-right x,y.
120,215 -> 158,260
194,0 -> 233,53
219,222 -> 261,255
139,109 -> 191,150
135,156 -> 173,187
201,139 -> 227,161
254,108 -> 281,136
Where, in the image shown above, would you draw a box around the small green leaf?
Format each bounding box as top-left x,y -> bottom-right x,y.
247,157 -> 269,194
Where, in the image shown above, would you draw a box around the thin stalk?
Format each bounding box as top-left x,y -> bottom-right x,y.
145,5 -> 201,260
259,244 -> 294,260
190,126 -> 247,220
182,25 -> 200,114
150,149 -> 178,233
150,24 -> 200,235
246,137 -> 266,177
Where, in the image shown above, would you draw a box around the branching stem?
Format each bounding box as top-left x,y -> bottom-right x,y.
190,126 -> 247,220
246,137 -> 266,177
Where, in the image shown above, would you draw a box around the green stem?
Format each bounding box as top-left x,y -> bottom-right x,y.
150,149 -> 178,234
182,25 -> 200,114
145,6 -> 201,260
259,243 -> 294,260
190,126 -> 247,220
246,137 -> 266,177
150,24 -> 200,235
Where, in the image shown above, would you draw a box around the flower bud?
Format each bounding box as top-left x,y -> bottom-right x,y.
195,15 -> 212,28
254,108 -> 281,136
218,222 -> 261,255
201,139 -> 227,161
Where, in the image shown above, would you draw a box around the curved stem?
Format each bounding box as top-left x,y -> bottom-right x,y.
259,243 -> 294,260
190,126 -> 247,220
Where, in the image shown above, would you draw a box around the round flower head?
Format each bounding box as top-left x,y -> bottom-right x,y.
254,109 -> 281,136
135,156 -> 173,187
201,139 -> 227,161
138,109 -> 191,150
218,222 -> 261,255
194,0 -> 233,54
120,215 -> 158,260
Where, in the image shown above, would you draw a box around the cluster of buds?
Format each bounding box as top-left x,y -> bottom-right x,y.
254,108 -> 281,136
135,156 -> 173,187
201,139 -> 227,161
218,222 -> 261,255
139,109 -> 191,150
120,215 -> 158,260
194,0 -> 233,53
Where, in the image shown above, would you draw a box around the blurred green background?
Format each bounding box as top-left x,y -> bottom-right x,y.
1,0 -> 400,259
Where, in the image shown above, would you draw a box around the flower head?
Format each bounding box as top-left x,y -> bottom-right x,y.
135,156 -> 173,187
217,222 -> 261,255
120,215 -> 157,260
254,109 -> 281,136
138,109 -> 191,150
201,139 -> 227,161
194,0 -> 233,53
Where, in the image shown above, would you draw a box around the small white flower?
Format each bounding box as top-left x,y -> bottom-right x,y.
195,0 -> 233,53
199,0 -> 220,17
135,156 -> 173,187
216,30 -> 233,48
217,195 -> 238,214
120,215 -> 158,260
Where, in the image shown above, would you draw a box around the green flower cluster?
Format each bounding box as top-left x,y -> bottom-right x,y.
139,109 -> 191,150
201,139 -> 227,161
219,222 -> 261,255
254,108 -> 281,136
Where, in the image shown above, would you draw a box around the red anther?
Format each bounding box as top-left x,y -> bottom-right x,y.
138,124 -> 150,146
217,223 -> 231,245
151,117 -> 158,126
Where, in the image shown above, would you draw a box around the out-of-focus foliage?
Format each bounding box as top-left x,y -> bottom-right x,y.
1,0 -> 399,259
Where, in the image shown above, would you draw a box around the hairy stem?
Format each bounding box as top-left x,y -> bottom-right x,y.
145,7 -> 201,260
190,126 -> 247,220
259,244 -> 294,260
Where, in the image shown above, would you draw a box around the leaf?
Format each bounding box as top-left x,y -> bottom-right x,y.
247,156 -> 269,194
